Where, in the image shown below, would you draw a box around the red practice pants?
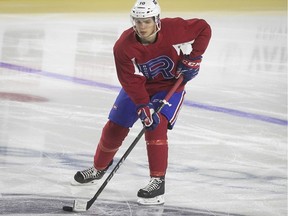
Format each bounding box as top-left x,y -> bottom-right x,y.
94,115 -> 168,177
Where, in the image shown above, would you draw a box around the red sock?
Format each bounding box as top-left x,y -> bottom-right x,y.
94,120 -> 129,170
145,115 -> 168,177
146,140 -> 168,177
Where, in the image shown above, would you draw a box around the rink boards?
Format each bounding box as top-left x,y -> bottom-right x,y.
0,0 -> 286,13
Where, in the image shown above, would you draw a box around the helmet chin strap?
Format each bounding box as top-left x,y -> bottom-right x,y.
135,27 -> 160,41
134,20 -> 161,43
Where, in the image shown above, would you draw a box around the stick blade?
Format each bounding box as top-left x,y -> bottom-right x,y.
73,199 -> 88,212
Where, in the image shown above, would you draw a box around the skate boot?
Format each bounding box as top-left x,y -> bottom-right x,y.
72,160 -> 113,185
137,177 -> 165,205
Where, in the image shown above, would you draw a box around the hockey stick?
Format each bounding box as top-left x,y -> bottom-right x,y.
63,76 -> 184,212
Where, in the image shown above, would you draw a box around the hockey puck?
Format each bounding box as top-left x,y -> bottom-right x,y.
63,206 -> 73,212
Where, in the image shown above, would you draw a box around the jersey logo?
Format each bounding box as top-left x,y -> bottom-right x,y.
135,55 -> 174,80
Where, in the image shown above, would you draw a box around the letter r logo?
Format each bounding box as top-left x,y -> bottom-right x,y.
137,55 -> 174,80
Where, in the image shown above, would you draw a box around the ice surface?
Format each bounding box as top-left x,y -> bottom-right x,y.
0,11 -> 287,216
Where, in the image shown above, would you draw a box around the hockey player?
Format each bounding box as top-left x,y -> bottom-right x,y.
73,0 -> 211,205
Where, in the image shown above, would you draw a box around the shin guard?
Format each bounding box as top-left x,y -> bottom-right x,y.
145,115 -> 168,177
94,120 -> 129,170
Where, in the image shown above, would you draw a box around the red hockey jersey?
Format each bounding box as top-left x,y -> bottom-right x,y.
113,17 -> 211,106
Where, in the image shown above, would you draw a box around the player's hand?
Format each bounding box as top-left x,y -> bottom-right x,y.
137,103 -> 160,130
176,55 -> 202,84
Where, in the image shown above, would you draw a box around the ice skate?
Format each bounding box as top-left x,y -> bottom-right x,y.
137,177 -> 165,205
71,160 -> 113,185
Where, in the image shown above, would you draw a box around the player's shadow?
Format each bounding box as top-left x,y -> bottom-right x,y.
0,194 -> 246,216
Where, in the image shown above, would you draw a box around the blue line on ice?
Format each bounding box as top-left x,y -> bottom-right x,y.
1,62 -> 286,126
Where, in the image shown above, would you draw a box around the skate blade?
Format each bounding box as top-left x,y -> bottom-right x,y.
137,195 -> 165,205
70,179 -> 98,186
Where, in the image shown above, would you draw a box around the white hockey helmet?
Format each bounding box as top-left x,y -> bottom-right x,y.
130,0 -> 161,19
130,0 -> 161,36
